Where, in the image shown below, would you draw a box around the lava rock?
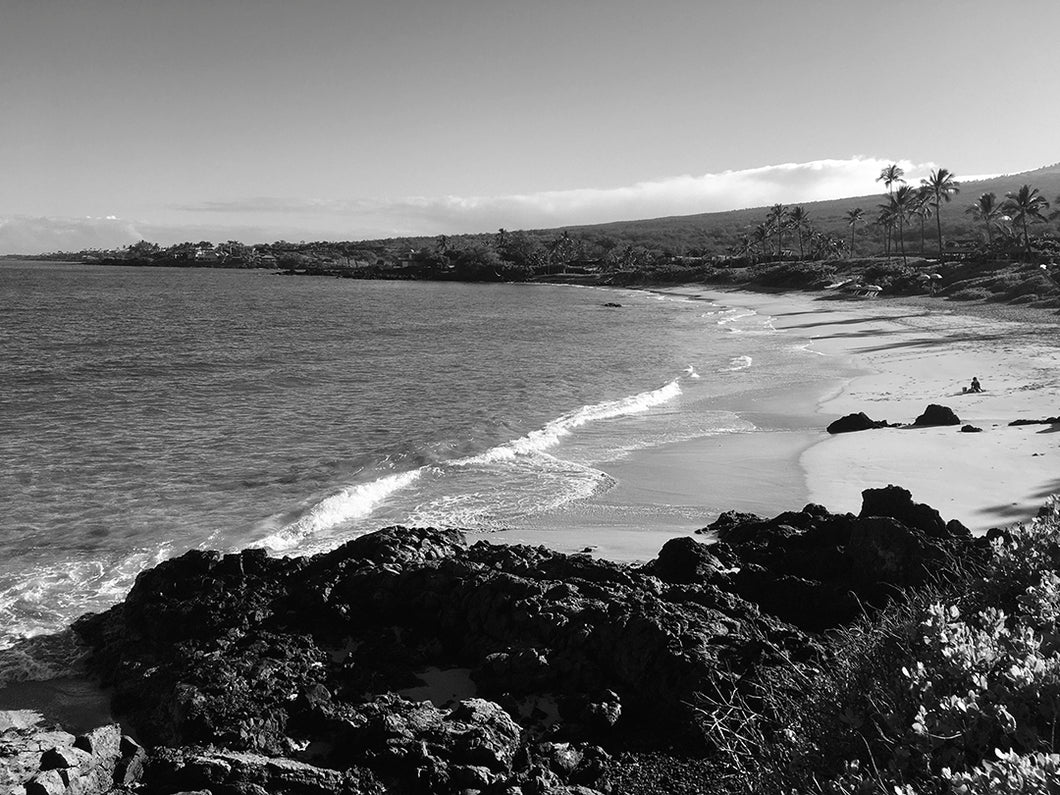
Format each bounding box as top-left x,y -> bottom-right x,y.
826,412 -> 893,434
145,746 -> 383,795
912,403 -> 961,426
647,536 -> 723,584
859,485 -> 968,539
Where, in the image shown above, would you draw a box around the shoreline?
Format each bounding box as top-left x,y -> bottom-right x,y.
490,287 -> 865,561
3,280 -> 1059,752
493,284 -> 1060,561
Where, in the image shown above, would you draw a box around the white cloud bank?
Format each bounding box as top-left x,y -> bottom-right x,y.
374,156 -> 943,234
3,157 -> 949,253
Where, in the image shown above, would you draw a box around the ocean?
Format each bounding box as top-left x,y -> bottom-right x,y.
1,262 -> 838,668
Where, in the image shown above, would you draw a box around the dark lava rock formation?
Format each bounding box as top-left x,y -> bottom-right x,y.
59,486 -> 983,795
912,404 -> 961,426
826,412 -> 894,434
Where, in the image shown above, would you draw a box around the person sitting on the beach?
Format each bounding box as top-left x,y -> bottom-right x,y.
968,377 -> 982,393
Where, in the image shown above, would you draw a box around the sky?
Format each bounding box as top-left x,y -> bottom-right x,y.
2,0 -> 1058,253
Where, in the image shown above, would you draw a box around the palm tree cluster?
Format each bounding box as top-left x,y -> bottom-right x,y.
873,164 -> 960,263
963,186 -> 1053,257
736,204 -> 844,262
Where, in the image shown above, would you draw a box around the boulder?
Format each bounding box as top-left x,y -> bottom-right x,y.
647,536 -> 723,584
15,723 -> 138,795
859,485 -> 967,539
960,424 -> 982,433
0,714 -> 75,794
826,412 -> 893,434
912,403 -> 960,426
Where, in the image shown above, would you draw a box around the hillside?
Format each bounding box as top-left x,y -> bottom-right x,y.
551,161 -> 1060,255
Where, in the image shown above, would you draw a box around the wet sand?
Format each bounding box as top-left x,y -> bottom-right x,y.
493,287 -> 1060,562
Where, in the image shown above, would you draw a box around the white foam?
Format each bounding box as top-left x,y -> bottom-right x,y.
256,468 -> 424,552
404,458 -> 614,529
455,379 -> 682,466
0,545 -> 175,653
722,356 -> 753,371
716,309 -> 757,325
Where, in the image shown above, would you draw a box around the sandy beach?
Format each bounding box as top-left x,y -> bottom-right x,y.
800,296 -> 1060,530
495,287 -> 1060,562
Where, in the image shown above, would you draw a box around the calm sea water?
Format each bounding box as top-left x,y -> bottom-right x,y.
1,262 -> 832,664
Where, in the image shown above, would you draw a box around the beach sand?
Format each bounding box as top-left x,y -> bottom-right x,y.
492,287 -> 1060,562
801,298 -> 1060,530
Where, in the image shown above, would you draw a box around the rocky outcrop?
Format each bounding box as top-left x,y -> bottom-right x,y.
0,718 -> 142,795
70,490 -> 980,794
912,404 -> 961,426
696,486 -> 977,631
826,412 -> 894,434
74,524 -> 811,793
1010,416 -> 1060,426
145,746 -> 383,795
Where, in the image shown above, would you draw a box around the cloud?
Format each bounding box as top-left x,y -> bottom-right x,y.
0,215 -> 145,254
4,156 -> 948,253
178,156 -> 942,238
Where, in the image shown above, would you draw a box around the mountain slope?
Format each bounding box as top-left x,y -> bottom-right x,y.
554,161 -> 1060,254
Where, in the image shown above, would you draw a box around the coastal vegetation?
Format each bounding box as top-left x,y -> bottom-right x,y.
9,164 -> 1060,311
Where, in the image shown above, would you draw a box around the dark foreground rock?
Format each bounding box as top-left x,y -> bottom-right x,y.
694,486 -> 974,631
69,490 -> 981,794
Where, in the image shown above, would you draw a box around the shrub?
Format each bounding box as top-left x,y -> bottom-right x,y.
745,518 -> 1060,794
945,748 -> 1060,794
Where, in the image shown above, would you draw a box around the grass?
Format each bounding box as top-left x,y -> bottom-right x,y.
693,514 -> 1060,794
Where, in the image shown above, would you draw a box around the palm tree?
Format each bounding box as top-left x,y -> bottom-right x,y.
877,163 -> 905,196
912,187 -> 934,254
751,223 -> 770,260
1002,185 -> 1050,256
845,207 -> 864,257
786,206 -> 811,260
920,168 -> 960,257
766,204 -> 786,257
891,185 -> 916,265
876,205 -> 896,259
965,192 -> 1002,245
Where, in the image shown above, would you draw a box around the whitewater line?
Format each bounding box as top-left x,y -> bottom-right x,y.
257,376 -> 684,552
254,468 -> 425,552
453,378 -> 683,466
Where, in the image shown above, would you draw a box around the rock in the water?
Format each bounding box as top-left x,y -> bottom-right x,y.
961,424 -> 982,433
826,412 -> 892,434
912,403 -> 960,426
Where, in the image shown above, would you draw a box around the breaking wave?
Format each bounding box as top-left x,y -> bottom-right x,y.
455,379 -> 682,466
256,469 -> 425,552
